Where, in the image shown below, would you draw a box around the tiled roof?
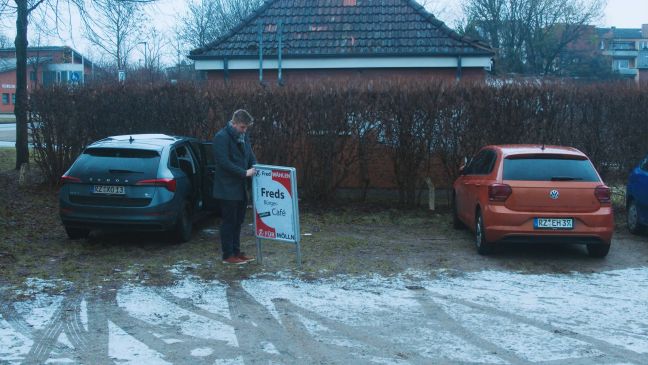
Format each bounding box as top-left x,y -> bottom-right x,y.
597,27 -> 644,39
190,0 -> 493,59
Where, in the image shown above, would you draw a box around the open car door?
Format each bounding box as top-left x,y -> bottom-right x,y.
198,142 -> 220,212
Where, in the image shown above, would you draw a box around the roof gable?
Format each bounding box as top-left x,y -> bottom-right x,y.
190,0 -> 493,59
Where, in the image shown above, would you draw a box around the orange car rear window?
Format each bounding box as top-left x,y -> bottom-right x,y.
503,157 -> 600,182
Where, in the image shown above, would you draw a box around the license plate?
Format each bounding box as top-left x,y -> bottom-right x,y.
93,185 -> 125,195
534,218 -> 573,230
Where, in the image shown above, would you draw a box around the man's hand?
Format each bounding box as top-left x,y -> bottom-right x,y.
246,168 -> 256,177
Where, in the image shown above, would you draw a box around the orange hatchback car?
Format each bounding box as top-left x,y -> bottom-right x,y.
453,145 -> 614,257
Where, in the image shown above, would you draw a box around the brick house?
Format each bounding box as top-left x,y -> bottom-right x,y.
0,46 -> 94,113
189,0 -> 494,85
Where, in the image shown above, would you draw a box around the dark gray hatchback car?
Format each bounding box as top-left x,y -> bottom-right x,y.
59,134 -> 218,242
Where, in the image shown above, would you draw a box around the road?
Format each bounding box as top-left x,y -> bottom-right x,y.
0,123 -> 15,147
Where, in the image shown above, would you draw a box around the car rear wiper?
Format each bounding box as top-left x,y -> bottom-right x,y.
550,176 -> 582,181
109,169 -> 143,174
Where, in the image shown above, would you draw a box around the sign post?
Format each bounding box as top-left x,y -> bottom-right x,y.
252,164 -> 301,268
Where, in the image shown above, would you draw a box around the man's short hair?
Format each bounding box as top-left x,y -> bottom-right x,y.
232,109 -> 254,125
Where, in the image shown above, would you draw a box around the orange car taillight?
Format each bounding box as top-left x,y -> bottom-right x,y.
60,175 -> 81,184
594,185 -> 611,204
488,183 -> 512,202
136,178 -> 176,192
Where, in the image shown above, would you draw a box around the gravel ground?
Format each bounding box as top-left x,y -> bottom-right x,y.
1,167 -> 648,364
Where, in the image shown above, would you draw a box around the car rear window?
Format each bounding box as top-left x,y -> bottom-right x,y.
72,148 -> 161,175
503,155 -> 600,182
84,148 -> 159,158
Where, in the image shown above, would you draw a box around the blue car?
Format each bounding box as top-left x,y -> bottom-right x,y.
627,153 -> 648,234
59,134 -> 218,242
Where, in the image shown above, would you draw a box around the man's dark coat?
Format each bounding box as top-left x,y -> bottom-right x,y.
212,124 -> 257,200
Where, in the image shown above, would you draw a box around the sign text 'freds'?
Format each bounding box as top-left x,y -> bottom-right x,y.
260,187 -> 285,199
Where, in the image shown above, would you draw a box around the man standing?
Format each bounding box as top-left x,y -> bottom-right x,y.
213,109 -> 257,264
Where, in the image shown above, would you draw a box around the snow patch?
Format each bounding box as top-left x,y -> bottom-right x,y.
117,285 -> 238,347
56,332 -> 74,349
108,320 -> 171,364
167,276 -> 231,320
190,347 -> 213,357
13,294 -> 63,330
424,268 -> 648,354
0,318 -> 33,363
79,298 -> 88,332
261,341 -> 280,355
213,356 -> 244,365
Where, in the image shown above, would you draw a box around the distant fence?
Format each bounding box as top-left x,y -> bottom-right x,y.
28,80 -> 648,205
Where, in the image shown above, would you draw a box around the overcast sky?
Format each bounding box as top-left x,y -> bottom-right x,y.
1,0 -> 647,66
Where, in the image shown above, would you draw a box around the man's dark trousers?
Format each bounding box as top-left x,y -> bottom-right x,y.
219,198 -> 247,260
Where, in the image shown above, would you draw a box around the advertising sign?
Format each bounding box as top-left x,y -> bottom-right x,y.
252,164 -> 301,266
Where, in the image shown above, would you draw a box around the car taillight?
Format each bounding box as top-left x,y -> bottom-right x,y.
594,185 -> 611,204
488,183 -> 512,202
136,178 -> 176,192
60,175 -> 81,184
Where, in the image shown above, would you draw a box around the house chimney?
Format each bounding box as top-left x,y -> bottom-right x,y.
642,24 -> 648,38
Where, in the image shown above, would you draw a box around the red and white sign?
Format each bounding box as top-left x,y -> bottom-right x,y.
253,165 -> 299,243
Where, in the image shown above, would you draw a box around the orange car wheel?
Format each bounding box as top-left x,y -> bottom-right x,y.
475,211 -> 495,255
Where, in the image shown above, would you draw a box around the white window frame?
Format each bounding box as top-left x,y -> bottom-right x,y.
615,59 -> 630,69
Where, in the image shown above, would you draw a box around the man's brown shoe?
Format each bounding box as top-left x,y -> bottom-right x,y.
222,256 -> 247,265
237,253 -> 255,262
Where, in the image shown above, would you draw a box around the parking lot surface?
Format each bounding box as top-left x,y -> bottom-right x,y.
1,168 -> 648,364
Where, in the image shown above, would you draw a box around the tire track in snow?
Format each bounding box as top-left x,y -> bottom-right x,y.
0,298 -> 34,338
22,294 -> 77,364
412,291 -> 533,365
225,282 -> 310,363
153,287 -> 235,326
273,297 -> 442,364
105,294 -> 227,364
421,291 -> 647,364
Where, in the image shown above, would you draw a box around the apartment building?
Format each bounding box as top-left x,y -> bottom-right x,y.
597,24 -> 648,82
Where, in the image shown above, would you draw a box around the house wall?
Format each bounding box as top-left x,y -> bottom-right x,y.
1,63 -> 59,113
640,69 -> 648,83
0,49 -> 93,113
206,67 -> 487,85
0,71 -> 17,113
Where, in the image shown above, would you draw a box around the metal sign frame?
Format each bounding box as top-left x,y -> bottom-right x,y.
252,164 -> 301,267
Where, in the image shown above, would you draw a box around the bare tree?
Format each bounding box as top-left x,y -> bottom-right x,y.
461,0 -> 606,75
179,0 -> 263,50
0,0 -> 157,170
0,32 -> 11,48
141,26 -> 167,71
84,0 -> 148,70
